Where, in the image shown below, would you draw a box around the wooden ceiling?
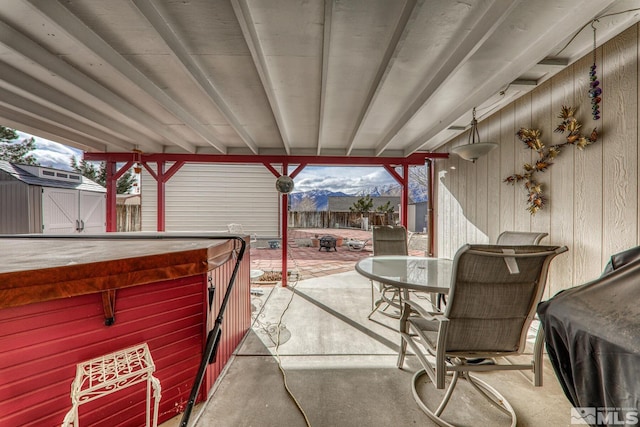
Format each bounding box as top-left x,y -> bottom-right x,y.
0,0 -> 638,157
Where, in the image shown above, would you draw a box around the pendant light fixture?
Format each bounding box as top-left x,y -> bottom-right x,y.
450,108 -> 498,162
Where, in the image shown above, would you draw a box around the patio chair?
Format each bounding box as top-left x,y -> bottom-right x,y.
496,231 -> 548,245
368,225 -> 408,318
227,223 -> 257,244
346,238 -> 370,251
397,244 -> 567,427
438,232 -> 549,313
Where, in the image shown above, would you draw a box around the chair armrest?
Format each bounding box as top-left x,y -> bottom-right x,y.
402,299 -> 446,321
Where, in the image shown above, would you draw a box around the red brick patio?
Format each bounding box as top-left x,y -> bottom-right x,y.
250,228 -> 426,281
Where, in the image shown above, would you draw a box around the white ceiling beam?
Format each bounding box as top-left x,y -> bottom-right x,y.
345,0 -> 419,156
0,62 -> 162,153
316,0 -> 333,156
374,0 -> 520,156
23,0 -> 200,153
509,79 -> 538,90
0,87 -> 132,151
538,58 -> 570,70
231,0 -> 291,155
131,0 -> 255,153
0,104 -> 109,152
403,0 -> 618,155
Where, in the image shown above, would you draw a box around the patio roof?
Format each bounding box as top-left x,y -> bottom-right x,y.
1,1 -> 638,158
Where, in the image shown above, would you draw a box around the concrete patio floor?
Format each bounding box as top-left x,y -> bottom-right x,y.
162,269 -> 573,427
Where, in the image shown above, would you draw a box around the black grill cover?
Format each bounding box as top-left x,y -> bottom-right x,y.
537,246 -> 640,412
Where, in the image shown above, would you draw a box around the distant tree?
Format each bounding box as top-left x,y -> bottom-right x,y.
375,200 -> 395,226
112,167 -> 137,194
350,195 -> 374,229
376,201 -> 394,214
295,194 -> 317,211
349,195 -> 374,214
70,156 -> 136,194
70,157 -> 100,181
0,125 -> 39,165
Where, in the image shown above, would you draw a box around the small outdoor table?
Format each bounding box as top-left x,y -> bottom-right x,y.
355,255 -> 452,301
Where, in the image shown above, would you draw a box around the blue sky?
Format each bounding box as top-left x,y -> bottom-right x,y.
16,132 -> 396,194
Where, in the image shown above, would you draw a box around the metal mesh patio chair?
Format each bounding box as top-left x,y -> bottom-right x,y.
368,225 -> 408,318
346,238 -> 370,251
496,231 -> 548,245
397,244 -> 567,427
227,223 -> 257,244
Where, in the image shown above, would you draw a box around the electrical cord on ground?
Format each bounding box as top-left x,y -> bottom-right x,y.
273,268 -> 312,427
252,241 -> 312,427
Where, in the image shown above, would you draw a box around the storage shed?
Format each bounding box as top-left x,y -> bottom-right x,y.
140,163 -> 279,236
0,161 -> 106,234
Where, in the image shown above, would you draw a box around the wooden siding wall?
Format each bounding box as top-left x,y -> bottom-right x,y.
0,255 -> 251,426
435,23 -> 640,297
141,163 -> 279,236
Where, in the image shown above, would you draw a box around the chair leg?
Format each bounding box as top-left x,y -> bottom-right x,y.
370,280 -> 375,310
411,369 -> 517,427
369,283 -> 402,319
397,308 -> 411,368
411,369 -> 458,427
397,337 -> 407,368
465,373 -> 512,416
533,325 -> 545,387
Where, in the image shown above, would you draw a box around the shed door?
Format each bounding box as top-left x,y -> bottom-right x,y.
42,188 -> 79,234
79,191 -> 106,233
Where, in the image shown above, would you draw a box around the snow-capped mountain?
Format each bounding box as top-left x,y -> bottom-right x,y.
354,182 -> 427,203
290,183 -> 427,211
289,189 -> 351,211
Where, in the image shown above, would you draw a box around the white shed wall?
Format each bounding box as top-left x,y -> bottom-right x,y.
141,163 -> 280,236
0,181 -> 30,233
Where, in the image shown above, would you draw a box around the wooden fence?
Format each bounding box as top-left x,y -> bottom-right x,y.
117,204 -> 141,232
288,211 -> 395,229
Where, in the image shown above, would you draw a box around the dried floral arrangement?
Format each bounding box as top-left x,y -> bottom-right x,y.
504,106 -> 598,214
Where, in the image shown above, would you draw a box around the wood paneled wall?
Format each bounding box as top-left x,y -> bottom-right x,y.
435,23 -> 639,296
0,257 -> 251,426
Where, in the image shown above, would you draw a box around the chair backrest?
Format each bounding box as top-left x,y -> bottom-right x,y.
496,231 -> 548,245
444,244 -> 566,354
372,225 -> 408,256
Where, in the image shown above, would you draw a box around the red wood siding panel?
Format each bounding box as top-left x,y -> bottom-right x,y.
0,255 -> 250,427
205,252 -> 252,392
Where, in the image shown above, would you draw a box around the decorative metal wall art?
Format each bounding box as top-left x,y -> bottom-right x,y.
504,106 -> 598,214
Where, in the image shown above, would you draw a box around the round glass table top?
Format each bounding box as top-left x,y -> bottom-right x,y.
356,256 -> 452,293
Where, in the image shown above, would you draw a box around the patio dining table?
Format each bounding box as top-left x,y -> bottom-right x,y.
355,256 -> 453,301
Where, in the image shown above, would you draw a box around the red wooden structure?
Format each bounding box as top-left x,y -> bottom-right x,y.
0,237 -> 250,426
86,152 -> 448,286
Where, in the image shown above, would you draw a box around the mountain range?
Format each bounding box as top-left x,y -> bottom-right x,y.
290,183 -> 427,211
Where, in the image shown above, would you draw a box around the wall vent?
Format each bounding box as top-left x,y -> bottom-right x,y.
18,165 -> 83,183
